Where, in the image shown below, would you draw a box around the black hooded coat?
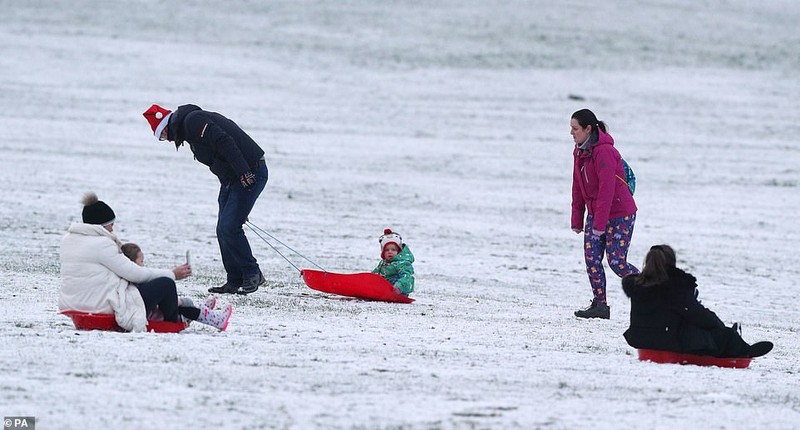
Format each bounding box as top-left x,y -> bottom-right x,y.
622,268 -> 749,357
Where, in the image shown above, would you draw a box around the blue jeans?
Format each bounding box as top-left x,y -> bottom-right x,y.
217,160 -> 268,282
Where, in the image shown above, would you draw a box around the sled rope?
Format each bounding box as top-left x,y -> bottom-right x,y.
245,221 -> 326,272
245,223 -> 303,273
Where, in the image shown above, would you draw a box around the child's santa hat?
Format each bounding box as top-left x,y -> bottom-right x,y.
142,104 -> 172,141
378,228 -> 403,258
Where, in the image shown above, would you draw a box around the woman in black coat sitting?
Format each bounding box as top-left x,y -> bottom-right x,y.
622,245 -> 772,358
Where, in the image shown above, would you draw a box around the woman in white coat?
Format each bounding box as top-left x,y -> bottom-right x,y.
59,193 -> 232,332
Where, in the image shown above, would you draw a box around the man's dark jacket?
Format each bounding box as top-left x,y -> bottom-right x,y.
168,104 -> 265,183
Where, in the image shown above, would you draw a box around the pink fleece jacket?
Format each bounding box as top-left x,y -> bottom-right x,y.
571,129 -> 637,231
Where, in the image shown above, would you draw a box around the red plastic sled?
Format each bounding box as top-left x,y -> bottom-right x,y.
637,349 -> 752,369
301,270 -> 414,303
61,311 -> 188,333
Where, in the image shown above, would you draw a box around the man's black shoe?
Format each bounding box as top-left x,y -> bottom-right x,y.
238,272 -> 265,295
209,280 -> 241,294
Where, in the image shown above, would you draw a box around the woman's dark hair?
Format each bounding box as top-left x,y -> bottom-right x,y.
635,244 -> 677,287
571,109 -> 607,134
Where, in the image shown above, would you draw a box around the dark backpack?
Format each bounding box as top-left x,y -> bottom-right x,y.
617,158 -> 636,195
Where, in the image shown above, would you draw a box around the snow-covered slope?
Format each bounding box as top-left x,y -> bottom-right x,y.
1,1 -> 798,428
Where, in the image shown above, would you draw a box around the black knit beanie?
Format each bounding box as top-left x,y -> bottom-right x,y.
81,192 -> 116,225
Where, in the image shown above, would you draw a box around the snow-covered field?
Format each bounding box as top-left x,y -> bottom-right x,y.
1,1 -> 799,428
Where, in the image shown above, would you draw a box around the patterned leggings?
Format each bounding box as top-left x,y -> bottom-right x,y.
584,213 -> 640,303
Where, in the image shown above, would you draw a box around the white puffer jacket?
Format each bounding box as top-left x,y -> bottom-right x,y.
58,222 -> 175,332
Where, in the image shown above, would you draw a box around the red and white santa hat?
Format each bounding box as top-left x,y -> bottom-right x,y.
142,104 -> 172,140
379,228 -> 403,257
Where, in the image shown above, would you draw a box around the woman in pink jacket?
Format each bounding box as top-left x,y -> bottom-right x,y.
570,109 -> 639,319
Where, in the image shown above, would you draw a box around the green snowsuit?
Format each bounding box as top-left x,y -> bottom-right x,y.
372,245 -> 415,296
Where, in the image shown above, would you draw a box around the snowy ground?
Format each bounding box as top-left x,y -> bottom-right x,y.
1,1 -> 799,429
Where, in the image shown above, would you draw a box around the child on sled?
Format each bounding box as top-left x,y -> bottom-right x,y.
121,242 -> 230,329
372,229 -> 415,296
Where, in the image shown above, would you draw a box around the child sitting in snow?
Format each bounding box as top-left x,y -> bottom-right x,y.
121,243 -> 220,323
372,229 -> 415,296
121,242 -> 145,266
